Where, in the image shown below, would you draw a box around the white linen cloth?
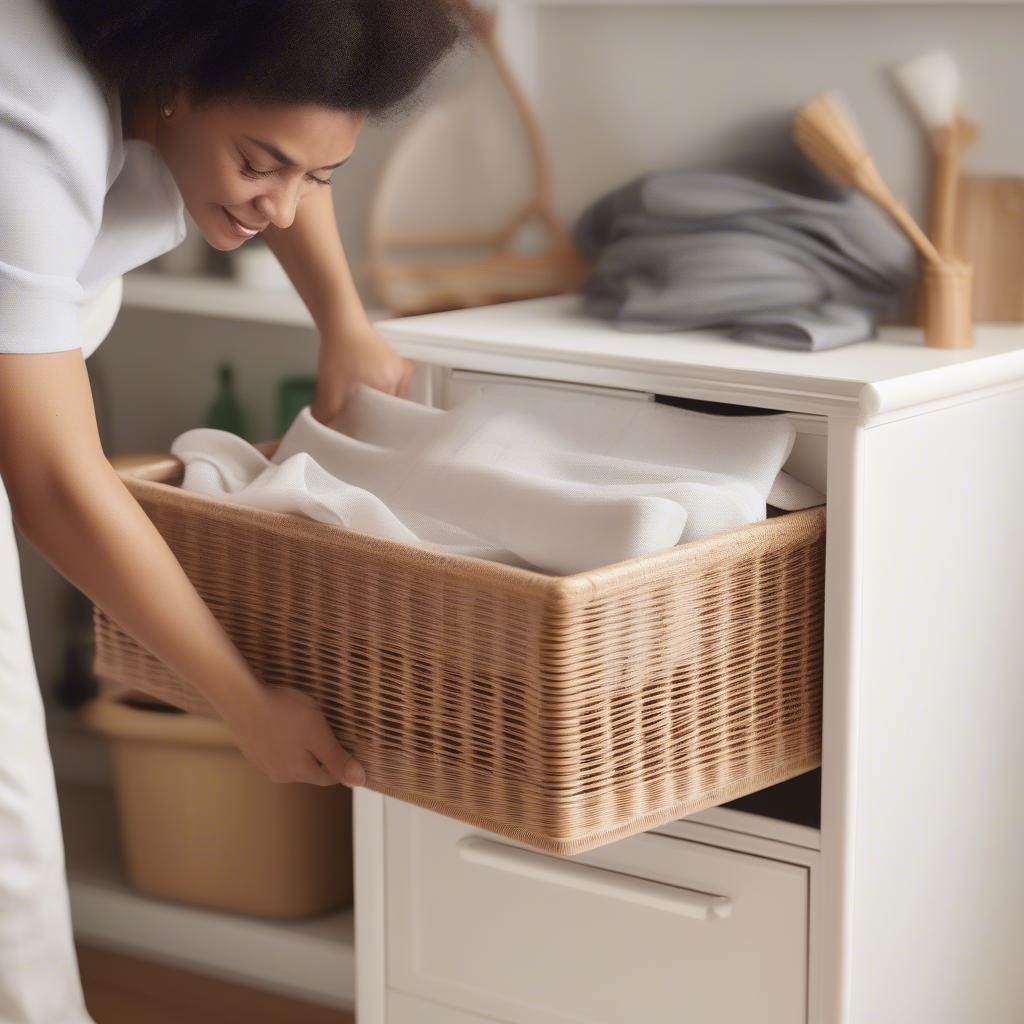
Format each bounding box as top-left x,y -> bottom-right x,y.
171,383 -> 821,576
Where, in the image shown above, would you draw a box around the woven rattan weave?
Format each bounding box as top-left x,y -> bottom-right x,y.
93,449 -> 826,856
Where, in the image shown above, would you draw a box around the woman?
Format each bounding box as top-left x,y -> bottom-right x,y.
0,1 -> 463,1020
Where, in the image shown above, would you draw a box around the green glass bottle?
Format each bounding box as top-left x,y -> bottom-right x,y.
277,374 -> 317,436
205,362 -> 250,440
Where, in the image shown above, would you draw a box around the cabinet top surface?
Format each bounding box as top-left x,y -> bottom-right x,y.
378,295 -> 1024,419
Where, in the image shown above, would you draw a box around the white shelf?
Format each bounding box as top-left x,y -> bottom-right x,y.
121,270 -> 389,329
122,271 -> 314,327
58,781 -> 355,1011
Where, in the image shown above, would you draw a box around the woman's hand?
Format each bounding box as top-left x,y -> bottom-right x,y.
0,350 -> 366,791
218,684 -> 367,788
312,319 -> 415,425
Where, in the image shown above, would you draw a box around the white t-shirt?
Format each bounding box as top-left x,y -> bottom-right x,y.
0,0 -> 186,357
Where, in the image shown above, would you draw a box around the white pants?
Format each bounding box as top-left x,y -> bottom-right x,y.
0,477 -> 93,1023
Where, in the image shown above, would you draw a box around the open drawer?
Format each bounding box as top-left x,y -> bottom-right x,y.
93,430 -> 825,856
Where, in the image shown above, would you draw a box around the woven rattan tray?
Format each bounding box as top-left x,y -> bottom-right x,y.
93,446 -> 826,856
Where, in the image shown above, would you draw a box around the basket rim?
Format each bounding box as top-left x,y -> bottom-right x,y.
116,448 -> 826,605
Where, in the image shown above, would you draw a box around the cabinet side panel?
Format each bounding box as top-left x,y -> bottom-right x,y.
851,389 -> 1024,1023
354,790 -> 388,1024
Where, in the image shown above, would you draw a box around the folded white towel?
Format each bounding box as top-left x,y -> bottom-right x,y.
170,383 -> 821,575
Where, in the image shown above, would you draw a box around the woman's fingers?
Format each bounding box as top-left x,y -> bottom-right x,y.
219,684 -> 366,788
308,716 -> 366,788
397,357 -> 415,399
300,752 -> 343,787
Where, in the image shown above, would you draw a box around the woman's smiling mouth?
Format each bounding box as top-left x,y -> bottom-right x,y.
222,207 -> 267,238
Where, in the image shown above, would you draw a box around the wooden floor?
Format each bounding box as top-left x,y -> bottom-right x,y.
77,945 -> 355,1024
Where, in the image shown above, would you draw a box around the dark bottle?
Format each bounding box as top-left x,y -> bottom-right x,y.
206,362 -> 250,440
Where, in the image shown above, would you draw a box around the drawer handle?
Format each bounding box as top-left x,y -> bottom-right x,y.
456,836 -> 733,921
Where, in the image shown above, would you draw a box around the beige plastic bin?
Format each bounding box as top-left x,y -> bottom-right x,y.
79,693 -> 353,918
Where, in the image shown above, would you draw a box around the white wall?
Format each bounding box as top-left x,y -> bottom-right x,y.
535,2 -> 1024,226
24,1 -> 1024,706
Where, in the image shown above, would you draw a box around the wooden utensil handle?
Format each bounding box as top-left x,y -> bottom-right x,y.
852,161 -> 943,267
931,118 -> 980,259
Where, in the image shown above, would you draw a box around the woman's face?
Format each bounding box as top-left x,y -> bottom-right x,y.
153,96 -> 366,250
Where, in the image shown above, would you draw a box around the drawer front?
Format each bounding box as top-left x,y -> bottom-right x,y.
385,801 -> 808,1024
441,367 -> 827,495
443,367 -> 655,407
389,990 -> 506,1024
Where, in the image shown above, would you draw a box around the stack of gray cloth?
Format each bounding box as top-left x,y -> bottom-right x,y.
572,164 -> 919,351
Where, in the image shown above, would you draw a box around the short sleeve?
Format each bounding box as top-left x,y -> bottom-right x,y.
0,104 -> 99,354
0,0 -> 117,357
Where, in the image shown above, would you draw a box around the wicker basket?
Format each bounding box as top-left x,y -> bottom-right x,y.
93,447 -> 826,857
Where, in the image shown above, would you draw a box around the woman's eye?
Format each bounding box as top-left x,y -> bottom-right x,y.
240,157 -> 328,187
240,159 -> 274,180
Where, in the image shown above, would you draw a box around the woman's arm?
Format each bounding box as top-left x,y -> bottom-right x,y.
0,349 -> 365,788
262,178 -> 367,336
262,184 -> 413,421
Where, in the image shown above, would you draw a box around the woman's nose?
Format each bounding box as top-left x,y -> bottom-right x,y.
253,181 -> 300,230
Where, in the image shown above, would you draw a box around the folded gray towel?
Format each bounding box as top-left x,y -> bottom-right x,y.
573,169 -> 919,351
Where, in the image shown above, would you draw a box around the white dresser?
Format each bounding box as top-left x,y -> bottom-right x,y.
355,294 -> 1024,1024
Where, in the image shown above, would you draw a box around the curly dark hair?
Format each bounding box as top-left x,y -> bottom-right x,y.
48,0 -> 467,120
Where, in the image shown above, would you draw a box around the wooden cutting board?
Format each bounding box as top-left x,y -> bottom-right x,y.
955,176 -> 1024,322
